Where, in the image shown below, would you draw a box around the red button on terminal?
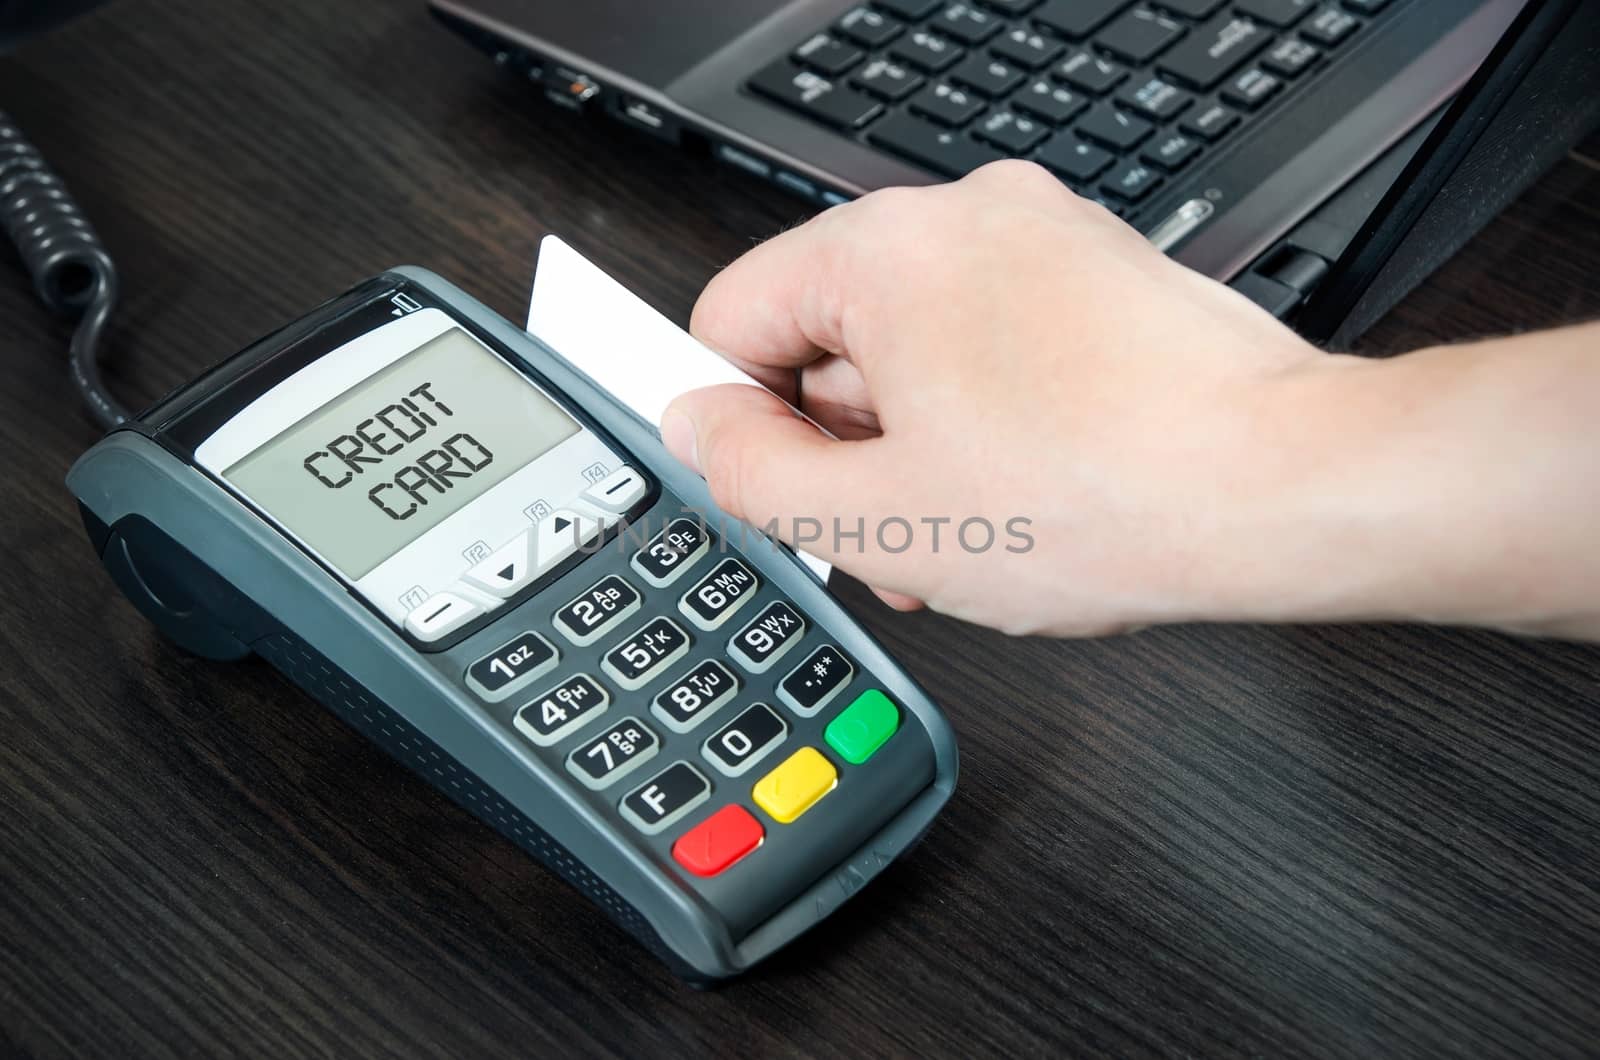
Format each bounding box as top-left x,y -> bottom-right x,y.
672,805 -> 764,877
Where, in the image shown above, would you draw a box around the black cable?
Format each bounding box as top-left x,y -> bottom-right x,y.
0,108 -> 128,429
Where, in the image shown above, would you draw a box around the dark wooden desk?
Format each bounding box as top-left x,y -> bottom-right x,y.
2,1 -> 1597,1055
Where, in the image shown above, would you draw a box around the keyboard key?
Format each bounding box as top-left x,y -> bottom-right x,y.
461,532 -> 537,598
1301,6 -> 1358,44
515,673 -> 609,746
1035,132 -> 1114,180
1157,13 -> 1271,90
704,703 -> 790,777
1220,66 -> 1281,109
566,717 -> 659,790
1053,50 -> 1126,94
824,689 -> 900,765
778,645 -> 854,717
1181,99 -> 1239,139
932,2 -> 1002,44
581,465 -> 647,514
1100,160 -> 1162,201
1235,0 -> 1315,27
728,600 -> 807,673
1261,36 -> 1320,77
868,111 -> 1008,175
1140,130 -> 1201,170
1031,0 -> 1131,39
752,747 -> 837,824
889,29 -> 964,72
1011,78 -> 1087,124
1157,0 -> 1225,15
1343,0 -> 1389,11
909,81 -> 986,125
673,805 -> 764,877
836,5 -> 904,48
950,53 -> 1026,97
1115,76 -> 1192,120
652,658 -> 740,732
679,557 -> 760,630
732,602 -> 806,675
852,57 -> 924,100
1076,102 -> 1152,149
875,0 -> 941,17
403,591 -> 480,642
981,0 -> 1044,12
748,61 -> 885,129
465,630 -> 559,701
1095,8 -> 1185,64
533,509 -> 600,574
794,33 -> 864,76
602,616 -> 691,690
991,26 -> 1064,68
619,761 -> 712,835
631,517 -> 710,587
974,109 -> 1049,153
553,573 -> 642,646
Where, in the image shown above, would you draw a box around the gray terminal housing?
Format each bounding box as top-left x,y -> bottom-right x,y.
66,267 -> 958,983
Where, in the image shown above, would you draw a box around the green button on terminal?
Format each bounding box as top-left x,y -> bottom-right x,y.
824,689 -> 900,765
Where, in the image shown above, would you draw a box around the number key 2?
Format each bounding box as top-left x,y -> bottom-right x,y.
553,574 -> 641,646
631,518 -> 711,587
566,716 -> 660,789
727,601 -> 806,673
652,659 -> 740,733
514,674 -> 609,746
678,557 -> 760,630
602,616 -> 691,690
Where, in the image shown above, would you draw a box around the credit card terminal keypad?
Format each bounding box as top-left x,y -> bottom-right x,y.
448,471 -> 924,890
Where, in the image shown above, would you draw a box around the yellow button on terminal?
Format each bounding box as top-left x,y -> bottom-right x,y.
752,746 -> 837,824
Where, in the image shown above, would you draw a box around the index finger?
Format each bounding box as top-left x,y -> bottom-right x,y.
689,195 -> 885,392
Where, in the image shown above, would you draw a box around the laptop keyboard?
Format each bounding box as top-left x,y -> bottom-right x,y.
745,0 -> 1401,218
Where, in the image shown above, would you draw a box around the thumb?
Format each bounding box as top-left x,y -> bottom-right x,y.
659,383 -> 889,563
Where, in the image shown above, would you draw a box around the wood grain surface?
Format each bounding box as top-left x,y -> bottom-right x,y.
1,1 -> 1597,1056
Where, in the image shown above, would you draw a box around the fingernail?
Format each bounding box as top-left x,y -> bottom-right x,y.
659,408 -> 701,475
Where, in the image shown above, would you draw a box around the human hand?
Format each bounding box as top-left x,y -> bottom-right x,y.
659,161 -> 1600,640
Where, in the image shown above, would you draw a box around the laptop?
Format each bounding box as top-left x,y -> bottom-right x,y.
428,0 -> 1596,342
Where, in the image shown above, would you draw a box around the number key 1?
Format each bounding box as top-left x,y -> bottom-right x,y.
464,631 -> 558,702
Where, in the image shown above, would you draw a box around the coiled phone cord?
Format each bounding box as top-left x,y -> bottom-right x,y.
0,109 -> 129,429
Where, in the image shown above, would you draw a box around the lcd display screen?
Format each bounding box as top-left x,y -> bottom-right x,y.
224,328 -> 578,579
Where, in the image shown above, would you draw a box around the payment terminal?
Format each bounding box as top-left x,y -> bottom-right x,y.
66,268 -> 958,982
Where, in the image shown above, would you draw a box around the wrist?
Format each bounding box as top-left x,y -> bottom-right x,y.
1200,333 -> 1600,634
